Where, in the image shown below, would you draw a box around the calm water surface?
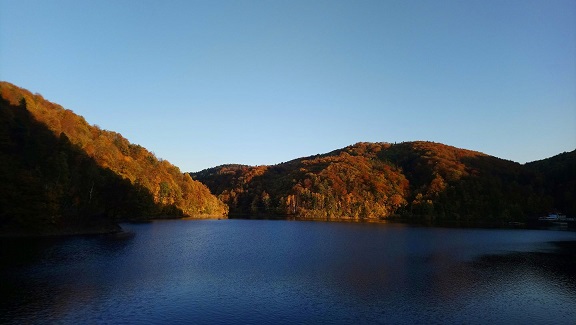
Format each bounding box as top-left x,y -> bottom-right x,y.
1,219 -> 576,324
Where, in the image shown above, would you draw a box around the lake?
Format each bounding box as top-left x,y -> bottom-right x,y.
1,219 -> 576,324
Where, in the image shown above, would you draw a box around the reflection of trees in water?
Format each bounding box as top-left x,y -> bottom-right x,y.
0,234 -> 136,324
467,239 -> 576,313
472,241 -> 576,279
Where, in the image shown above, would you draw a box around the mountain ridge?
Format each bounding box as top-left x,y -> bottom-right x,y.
192,141 -> 575,222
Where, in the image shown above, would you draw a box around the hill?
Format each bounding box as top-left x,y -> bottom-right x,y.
0,81 -> 227,236
192,142 -> 575,223
526,150 -> 576,217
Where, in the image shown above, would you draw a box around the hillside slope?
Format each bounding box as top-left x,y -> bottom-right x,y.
0,82 -> 227,235
192,142 -> 573,223
526,150 -> 576,217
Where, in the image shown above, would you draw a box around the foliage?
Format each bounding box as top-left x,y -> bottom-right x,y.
2,81 -> 572,231
0,82 -> 227,234
193,141 -> 574,222
526,150 -> 576,217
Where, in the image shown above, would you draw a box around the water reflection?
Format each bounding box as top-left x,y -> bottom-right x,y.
0,233 -> 136,323
1,220 -> 575,324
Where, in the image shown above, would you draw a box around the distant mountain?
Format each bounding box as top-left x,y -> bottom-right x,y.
192,142 -> 575,223
0,81 -> 227,236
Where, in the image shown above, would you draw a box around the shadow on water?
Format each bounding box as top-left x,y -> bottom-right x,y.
1,221 -> 575,324
456,240 -> 576,324
0,231 -> 135,267
472,241 -> 576,277
0,232 -> 136,323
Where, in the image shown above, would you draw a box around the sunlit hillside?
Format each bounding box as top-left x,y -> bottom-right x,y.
193,141 -> 575,223
0,81 -> 227,235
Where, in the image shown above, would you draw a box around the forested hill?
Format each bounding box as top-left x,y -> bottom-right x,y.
525,150 -> 576,217
192,142 -> 575,223
0,81 -> 227,236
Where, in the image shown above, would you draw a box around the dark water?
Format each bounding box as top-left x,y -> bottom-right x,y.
1,220 -> 576,324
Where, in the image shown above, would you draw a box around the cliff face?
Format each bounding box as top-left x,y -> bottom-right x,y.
0,82 -> 227,236
193,141 -> 573,222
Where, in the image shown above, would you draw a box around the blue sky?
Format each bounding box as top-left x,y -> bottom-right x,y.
1,0 -> 575,172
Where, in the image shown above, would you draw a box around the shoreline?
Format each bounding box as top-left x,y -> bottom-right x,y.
0,213 -> 228,239
2,214 -> 573,239
0,224 -> 123,239
227,214 -> 576,230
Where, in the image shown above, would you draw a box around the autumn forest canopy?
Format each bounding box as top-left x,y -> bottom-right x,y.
0,81 -> 574,235
0,81 -> 227,235
192,142 -> 575,223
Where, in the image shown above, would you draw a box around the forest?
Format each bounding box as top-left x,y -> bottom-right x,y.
192,141 -> 575,224
1,81 -> 574,235
0,82 -> 227,236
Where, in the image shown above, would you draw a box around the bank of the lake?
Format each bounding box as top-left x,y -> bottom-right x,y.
0,213 -> 229,238
0,222 -> 122,238
228,213 -> 576,231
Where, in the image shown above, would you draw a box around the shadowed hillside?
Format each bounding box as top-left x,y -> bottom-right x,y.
526,150 -> 576,217
0,82 -> 227,235
192,142 -> 573,223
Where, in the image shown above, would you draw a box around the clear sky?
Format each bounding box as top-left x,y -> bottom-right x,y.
1,0 -> 575,172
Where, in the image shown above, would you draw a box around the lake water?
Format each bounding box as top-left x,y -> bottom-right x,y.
1,219 -> 576,324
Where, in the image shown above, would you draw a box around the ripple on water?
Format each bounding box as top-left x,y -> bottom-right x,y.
1,220 -> 575,324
